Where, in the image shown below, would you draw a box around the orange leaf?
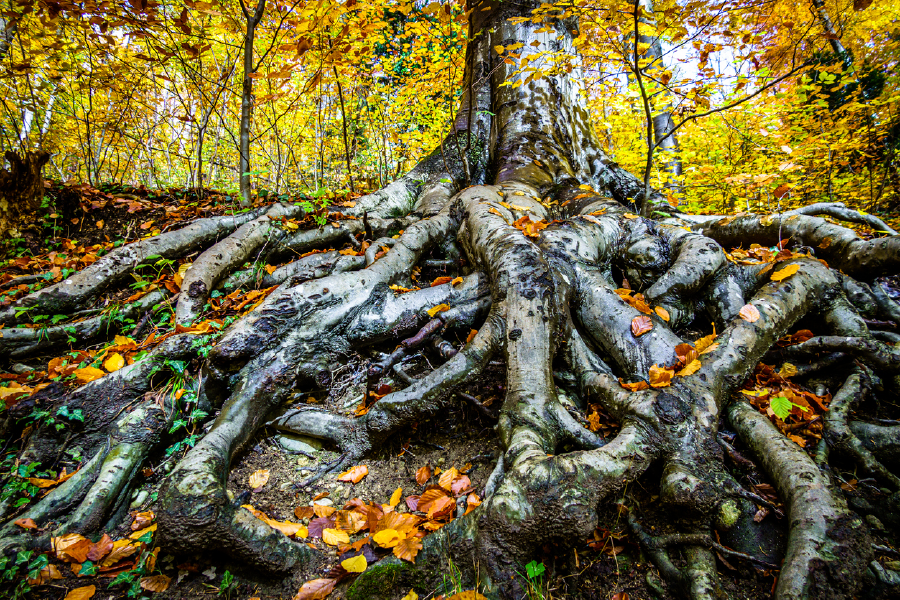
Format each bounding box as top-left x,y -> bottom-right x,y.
248,469 -> 270,489
389,487 -> 403,508
73,366 -> 106,384
648,364 -> 673,388
654,306 -> 670,321
739,304 -> 761,323
466,329 -> 478,343
338,465 -> 368,484
618,378 -> 650,392
438,467 -> 459,491
293,578 -> 336,600
451,277 -> 463,286
393,536 -> 423,563
431,276 -> 453,287
631,316 -> 652,337
451,475 -> 472,496
139,575 -> 171,592
14,518 -> 36,529
415,465 -> 432,486
694,333 -> 719,354
313,504 -> 336,518
53,534 -> 93,563
130,511 -> 155,531
64,585 -> 96,600
427,495 -> 455,519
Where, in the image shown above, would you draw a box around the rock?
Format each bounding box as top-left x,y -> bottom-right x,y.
129,489 -> 149,509
867,515 -> 886,532
280,482 -> 295,490
342,486 -> 351,499
275,433 -> 322,454
11,364 -> 33,374
313,497 -> 333,506
436,457 -> 445,467
885,560 -> 900,572
299,469 -> 311,476
872,560 -> 900,586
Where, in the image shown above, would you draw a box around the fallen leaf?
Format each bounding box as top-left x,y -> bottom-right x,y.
451,277 -> 463,286
129,523 -> 156,539
103,353 -> 124,372
618,378 -> 650,392
779,363 -> 798,377
401,592 -> 419,600
53,534 -> 93,563
648,364 -> 673,388
631,316 -> 652,337
676,359 -> 701,377
139,574 -> 171,592
739,304 -> 761,323
394,536 -> 423,562
771,264 -> 799,281
694,333 -> 718,353
73,366 -> 106,384
338,465 -> 369,484
451,475 -> 472,496
438,467 -> 459,491
14,518 -> 36,529
313,504 -> 336,518
654,306 -> 670,321
415,465 -> 432,486
389,487 -> 403,508
372,528 -> 402,548
425,301 -> 455,320
64,585 -> 96,600
466,329 -> 478,343
131,511 -> 155,531
322,528 -> 350,545
293,578 -> 336,600
431,276 -> 453,287
249,469 -> 270,490
447,592 -> 489,600
341,554 -> 367,573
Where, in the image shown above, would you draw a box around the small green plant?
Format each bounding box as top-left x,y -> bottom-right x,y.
0,549 -> 52,600
440,555 -> 464,596
520,560 -> 547,600
219,570 -> 236,598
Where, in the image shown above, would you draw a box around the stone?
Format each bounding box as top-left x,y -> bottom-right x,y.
866,514 -> 886,532
275,433 -> 322,454
11,363 -> 33,374
129,489 -> 149,509
313,497 -> 333,506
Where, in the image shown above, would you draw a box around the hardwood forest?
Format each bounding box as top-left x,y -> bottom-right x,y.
0,0 -> 899,599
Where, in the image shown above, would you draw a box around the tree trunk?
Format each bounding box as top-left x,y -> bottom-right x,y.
0,2 -> 895,600
239,0 -> 266,207
0,150 -> 50,236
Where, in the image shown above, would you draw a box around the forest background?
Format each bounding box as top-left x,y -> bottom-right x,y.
1,0 -> 897,221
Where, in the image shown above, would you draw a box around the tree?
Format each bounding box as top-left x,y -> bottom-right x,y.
1,1 -> 899,599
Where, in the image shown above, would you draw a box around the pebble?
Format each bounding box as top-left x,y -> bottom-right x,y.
280,482 -> 294,490
129,490 -> 149,509
275,433 -> 322,455
11,364 -> 33,374
342,487 -> 351,499
866,515 -> 886,532
436,457 -> 445,467
313,497 -> 334,507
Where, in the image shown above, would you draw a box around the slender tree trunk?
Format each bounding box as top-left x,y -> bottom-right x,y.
239,0 -> 266,207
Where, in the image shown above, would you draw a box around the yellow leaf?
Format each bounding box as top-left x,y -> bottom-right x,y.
493,45 -> 505,54
654,306 -> 670,321
771,264 -> 800,281
675,359 -> 701,377
389,487 -> 403,508
372,528 -> 402,548
103,353 -> 124,372
249,469 -> 270,489
401,592 -> 419,600
648,364 -> 673,388
427,304 -> 451,318
113,335 -> 137,347
322,528 -> 350,546
451,277 -> 463,286
128,523 -> 156,539
779,363 -> 798,378
447,592 -> 489,600
340,554 -> 367,573
73,366 -> 106,384
64,585 -> 96,600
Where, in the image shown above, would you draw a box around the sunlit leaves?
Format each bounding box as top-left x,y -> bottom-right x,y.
337,465 -> 368,484
739,304 -> 761,322
631,315 -> 652,337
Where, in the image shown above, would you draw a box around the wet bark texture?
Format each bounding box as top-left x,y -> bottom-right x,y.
1,2 -> 898,599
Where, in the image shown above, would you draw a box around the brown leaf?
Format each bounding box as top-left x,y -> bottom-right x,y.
64,585 -> 96,600
130,511 -> 155,531
14,518 -> 36,529
631,316 -> 652,337
648,364 -> 673,388
314,504 -> 336,518
393,536 -> 423,563
418,488 -> 450,514
293,578 -> 336,600
739,304 -> 761,323
415,464 -> 432,486
426,495 -> 455,519
86,533 -> 114,562
337,465 -> 368,484
139,574 -> 171,592
53,534 -> 93,563
854,0 -> 873,9
450,475 -> 472,496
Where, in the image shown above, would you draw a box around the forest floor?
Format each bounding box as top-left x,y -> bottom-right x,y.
1,181 -> 898,600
